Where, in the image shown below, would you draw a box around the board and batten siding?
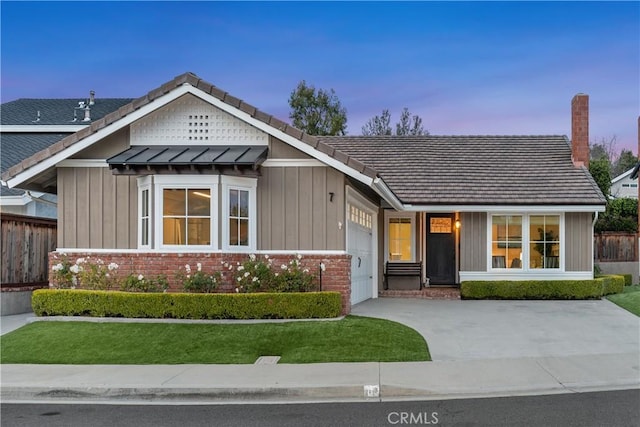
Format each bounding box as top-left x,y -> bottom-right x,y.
460,212 -> 487,271
58,167 -> 137,249
565,212 -> 593,271
257,166 -> 345,251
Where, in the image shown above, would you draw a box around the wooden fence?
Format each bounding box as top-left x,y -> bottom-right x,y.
594,233 -> 638,262
1,213 -> 57,287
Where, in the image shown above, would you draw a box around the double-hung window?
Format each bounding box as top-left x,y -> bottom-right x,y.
221,176 -> 257,251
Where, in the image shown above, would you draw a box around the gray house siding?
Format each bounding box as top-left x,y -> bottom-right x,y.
565,212 -> 594,271
460,212 -> 487,271
58,167 -> 137,249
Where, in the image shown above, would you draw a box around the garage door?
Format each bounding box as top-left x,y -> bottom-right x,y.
347,201 -> 375,305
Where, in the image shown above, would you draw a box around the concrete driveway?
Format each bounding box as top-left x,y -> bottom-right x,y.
351,298 -> 640,361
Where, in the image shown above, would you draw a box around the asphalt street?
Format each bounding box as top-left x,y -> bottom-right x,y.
2,389 -> 638,427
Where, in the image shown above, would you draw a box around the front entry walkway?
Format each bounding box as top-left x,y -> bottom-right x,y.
352,298 -> 640,361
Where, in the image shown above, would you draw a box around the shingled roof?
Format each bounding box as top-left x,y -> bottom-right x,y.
1,98 -> 134,125
319,135 -> 606,206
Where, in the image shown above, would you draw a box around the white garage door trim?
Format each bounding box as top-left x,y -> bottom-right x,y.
346,186 -> 378,305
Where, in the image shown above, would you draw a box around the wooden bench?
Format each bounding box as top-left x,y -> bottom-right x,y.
384,262 -> 423,290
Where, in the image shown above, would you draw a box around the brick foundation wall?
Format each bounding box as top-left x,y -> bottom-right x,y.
48,251 -> 352,315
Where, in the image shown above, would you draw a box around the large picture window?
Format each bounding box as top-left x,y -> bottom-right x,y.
162,188 -> 211,245
490,214 -> 562,270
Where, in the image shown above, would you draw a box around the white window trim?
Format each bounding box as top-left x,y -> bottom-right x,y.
221,175 -> 257,252
487,213 -> 565,273
384,210 -> 416,263
137,176 -> 153,249
153,175 -> 219,250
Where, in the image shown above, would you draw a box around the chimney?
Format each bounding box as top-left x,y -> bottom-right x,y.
571,94 -> 589,168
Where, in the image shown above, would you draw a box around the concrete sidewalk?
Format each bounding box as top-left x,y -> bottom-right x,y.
1,313 -> 639,403
2,354 -> 638,403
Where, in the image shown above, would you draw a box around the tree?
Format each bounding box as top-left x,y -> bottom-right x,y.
611,149 -> 638,177
589,158 -> 611,198
288,81 -> 347,136
362,108 -> 428,136
590,135 -> 618,162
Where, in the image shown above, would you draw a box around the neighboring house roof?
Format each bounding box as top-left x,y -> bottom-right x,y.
1,71 -> 606,210
319,135 -> 605,206
1,133 -> 70,196
631,162 -> 639,180
611,166 -> 637,184
1,98 -> 134,125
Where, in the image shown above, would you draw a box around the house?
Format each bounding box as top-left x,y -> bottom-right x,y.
1,73 -> 606,314
1,96 -> 134,217
610,167 -> 639,199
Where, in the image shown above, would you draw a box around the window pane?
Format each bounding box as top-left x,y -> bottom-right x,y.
492,216 -> 522,269
229,218 -> 238,246
142,190 -> 149,217
389,218 -> 412,261
163,218 -> 185,245
530,215 -> 560,269
239,219 -> 249,246
188,189 -> 210,216
163,189 -> 185,216
239,190 -> 249,218
141,218 -> 149,245
229,189 -> 239,216
187,218 -> 210,245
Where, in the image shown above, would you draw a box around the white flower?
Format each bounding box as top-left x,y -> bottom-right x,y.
185,264 -> 191,274
249,253 -> 256,261
320,263 -> 326,272
75,258 -> 86,265
264,254 -> 269,259
138,274 -> 144,281
237,265 -> 245,271
96,258 -> 104,265
186,274 -> 191,279
70,264 -> 80,274
274,273 -> 279,277
71,276 -> 78,286
296,253 -> 302,260
105,273 -> 110,278
237,277 -> 242,282
281,264 -> 287,270
196,263 -> 202,272
303,268 -> 309,274
107,262 -> 119,271
228,265 -> 234,271
244,272 -> 250,278
252,277 -> 259,283
235,287 -> 240,293
52,263 -> 64,272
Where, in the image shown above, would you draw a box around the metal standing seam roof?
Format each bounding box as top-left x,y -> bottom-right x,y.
107,145 -> 269,167
319,135 -> 607,206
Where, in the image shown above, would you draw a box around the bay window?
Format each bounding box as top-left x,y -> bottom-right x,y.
137,175 -> 256,251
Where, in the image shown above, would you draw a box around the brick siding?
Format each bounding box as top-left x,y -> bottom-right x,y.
48,251 -> 352,315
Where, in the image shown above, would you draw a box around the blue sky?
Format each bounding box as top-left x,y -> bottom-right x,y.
2,1 -> 638,154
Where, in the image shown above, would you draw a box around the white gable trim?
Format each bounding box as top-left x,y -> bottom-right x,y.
57,159 -> 108,168
6,85 -> 193,189
611,168 -> 635,184
6,84 -> 378,193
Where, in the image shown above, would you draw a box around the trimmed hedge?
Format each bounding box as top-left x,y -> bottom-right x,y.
32,290 -> 342,319
461,275 -> 625,300
622,274 -> 633,287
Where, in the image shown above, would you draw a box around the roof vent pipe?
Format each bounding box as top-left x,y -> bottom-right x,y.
89,90 -> 95,106
83,106 -> 91,122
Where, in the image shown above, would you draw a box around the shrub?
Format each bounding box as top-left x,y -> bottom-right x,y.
50,255 -> 119,290
461,280 -> 604,300
120,273 -> 169,293
31,289 -> 342,319
623,274 -> 633,286
227,254 -> 318,293
597,274 -> 625,296
177,263 -> 221,293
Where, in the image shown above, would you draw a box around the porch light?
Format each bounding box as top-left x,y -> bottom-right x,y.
455,219 -> 461,229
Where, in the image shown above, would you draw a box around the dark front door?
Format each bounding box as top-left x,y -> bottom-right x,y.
426,213 -> 456,285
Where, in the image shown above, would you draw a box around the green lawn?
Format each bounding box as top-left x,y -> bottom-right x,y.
607,285 -> 640,317
0,316 -> 430,364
